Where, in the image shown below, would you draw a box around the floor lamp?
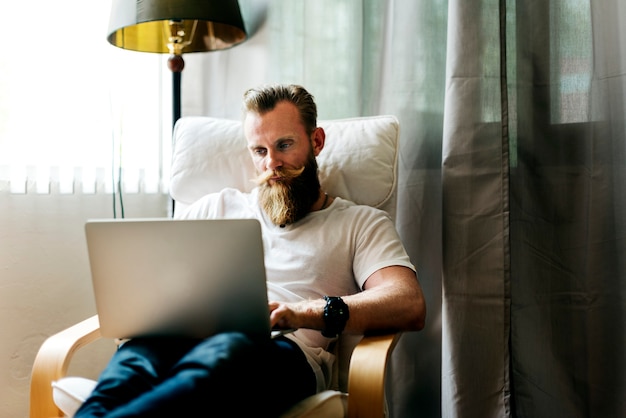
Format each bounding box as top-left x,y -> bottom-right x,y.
106,0 -> 247,213
107,0 -> 247,128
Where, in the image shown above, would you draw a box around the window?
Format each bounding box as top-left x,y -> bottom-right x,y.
549,0 -> 593,124
0,0 -> 171,195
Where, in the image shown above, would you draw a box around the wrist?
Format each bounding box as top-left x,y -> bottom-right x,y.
322,296 -> 350,338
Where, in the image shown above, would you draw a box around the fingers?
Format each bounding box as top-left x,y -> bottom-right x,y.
269,303 -> 292,329
268,301 -> 280,312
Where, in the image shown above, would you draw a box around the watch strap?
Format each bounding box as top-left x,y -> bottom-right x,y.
322,296 -> 349,338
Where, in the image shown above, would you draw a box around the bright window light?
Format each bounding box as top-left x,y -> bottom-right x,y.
0,0 -> 171,194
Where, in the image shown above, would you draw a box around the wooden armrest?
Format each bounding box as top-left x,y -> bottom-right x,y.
30,315 -> 101,418
347,333 -> 400,418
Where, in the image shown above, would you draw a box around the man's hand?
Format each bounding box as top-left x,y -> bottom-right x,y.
268,300 -> 325,330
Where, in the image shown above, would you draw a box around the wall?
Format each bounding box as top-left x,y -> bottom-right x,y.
0,186 -> 168,417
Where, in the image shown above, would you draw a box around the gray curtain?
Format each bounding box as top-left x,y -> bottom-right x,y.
442,0 -> 625,416
183,0 -> 625,416
510,1 -> 625,416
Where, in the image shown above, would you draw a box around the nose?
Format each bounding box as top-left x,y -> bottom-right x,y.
266,150 -> 283,171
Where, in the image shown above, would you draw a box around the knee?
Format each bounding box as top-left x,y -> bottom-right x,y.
209,331 -> 255,346
185,332 -> 263,363
198,332 -> 258,357
173,332 -> 267,382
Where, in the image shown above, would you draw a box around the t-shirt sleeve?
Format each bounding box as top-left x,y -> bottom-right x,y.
352,209 -> 416,289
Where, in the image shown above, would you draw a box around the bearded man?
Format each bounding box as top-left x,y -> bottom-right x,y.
75,84 -> 426,418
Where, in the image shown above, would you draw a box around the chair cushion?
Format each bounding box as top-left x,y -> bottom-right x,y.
52,377 -> 347,418
170,115 -> 399,219
52,377 -> 97,417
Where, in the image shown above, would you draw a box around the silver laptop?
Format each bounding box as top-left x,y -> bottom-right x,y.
84,218 -> 273,340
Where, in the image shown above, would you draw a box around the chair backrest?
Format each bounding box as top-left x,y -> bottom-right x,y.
169,114 -> 400,391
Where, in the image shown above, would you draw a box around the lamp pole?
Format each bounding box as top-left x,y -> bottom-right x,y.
167,54 -> 184,215
168,54 -> 184,130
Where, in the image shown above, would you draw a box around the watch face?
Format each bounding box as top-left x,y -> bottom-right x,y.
328,301 -> 346,317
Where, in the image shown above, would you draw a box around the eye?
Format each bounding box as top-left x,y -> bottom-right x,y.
252,147 -> 267,156
277,140 -> 293,151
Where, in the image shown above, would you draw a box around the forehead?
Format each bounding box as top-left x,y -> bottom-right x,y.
243,101 -> 307,145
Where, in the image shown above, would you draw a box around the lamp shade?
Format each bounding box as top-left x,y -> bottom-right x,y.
107,0 -> 247,54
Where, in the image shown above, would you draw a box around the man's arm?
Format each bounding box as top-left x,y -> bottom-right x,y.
269,265 -> 426,334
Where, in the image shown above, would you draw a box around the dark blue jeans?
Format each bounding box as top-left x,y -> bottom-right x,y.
74,332 -> 316,417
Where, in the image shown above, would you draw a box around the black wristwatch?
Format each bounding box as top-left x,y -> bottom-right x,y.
322,296 -> 350,338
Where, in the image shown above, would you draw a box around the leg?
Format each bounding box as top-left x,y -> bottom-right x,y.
77,332 -> 315,417
263,336 -> 318,416
74,337 -> 200,417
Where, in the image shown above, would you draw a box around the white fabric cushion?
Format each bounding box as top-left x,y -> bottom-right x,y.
52,377 -> 97,417
170,115 -> 400,219
52,377 -> 347,418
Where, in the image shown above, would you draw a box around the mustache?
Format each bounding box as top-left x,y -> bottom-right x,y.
252,166 -> 306,185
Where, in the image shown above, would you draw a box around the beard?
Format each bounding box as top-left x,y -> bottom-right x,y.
254,153 -> 321,226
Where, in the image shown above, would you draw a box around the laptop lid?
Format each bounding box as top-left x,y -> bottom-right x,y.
84,218 -> 271,340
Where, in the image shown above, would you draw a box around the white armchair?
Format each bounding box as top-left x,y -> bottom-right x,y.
29,114 -> 402,418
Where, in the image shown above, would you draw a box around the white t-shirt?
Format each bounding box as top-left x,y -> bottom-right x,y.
176,188 -> 415,391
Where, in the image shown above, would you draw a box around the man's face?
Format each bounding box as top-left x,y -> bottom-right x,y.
244,101 -> 323,226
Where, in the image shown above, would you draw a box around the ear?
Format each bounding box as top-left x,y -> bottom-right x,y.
311,127 -> 326,157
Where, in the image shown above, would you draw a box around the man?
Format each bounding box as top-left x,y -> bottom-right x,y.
75,84 -> 426,417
